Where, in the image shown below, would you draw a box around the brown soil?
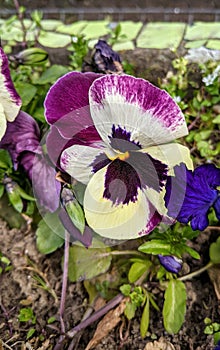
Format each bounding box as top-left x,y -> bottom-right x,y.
0,217 -> 219,350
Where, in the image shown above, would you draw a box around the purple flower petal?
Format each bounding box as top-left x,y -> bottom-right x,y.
0,47 -> 22,140
92,39 -> 123,74
0,111 -> 41,169
89,74 -> 188,148
59,208 -> 92,247
165,163 -> 220,231
29,153 -> 61,212
158,255 -> 182,274
44,71 -> 101,125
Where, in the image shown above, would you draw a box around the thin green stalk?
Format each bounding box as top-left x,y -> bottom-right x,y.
178,261 -> 213,282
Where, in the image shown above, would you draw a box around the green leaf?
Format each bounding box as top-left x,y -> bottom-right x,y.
36,212 -> 65,254
163,280 -> 186,334
140,294 -> 150,338
36,65 -> 69,85
26,328 -> 35,340
128,261 -> 151,283
138,240 -> 172,256
0,184 -> 4,198
7,190 -> 23,213
68,238 -> 112,282
209,237 -> 220,264
0,149 -> 12,169
214,331 -> 220,345
124,301 -> 136,320
65,198 -> 85,234
184,245 -> 200,260
16,186 -> 36,201
47,316 -> 57,324
213,114 -> 220,124
120,284 -> 131,296
18,307 -> 34,322
73,182 -> 86,205
14,82 -> 37,106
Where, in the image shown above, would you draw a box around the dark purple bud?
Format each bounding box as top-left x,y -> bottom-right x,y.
158,254 -> 182,274
92,40 -> 123,74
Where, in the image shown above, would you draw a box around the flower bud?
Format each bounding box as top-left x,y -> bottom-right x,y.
13,48 -> 48,66
158,254 -> 182,274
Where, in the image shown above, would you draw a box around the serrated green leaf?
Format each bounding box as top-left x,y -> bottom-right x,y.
0,149 -> 12,169
163,280 -> 186,334
138,240 -> 172,255
36,65 -> 69,85
128,261 -> 151,283
68,238 -> 112,282
36,212 -> 65,254
140,294 -> 150,338
14,82 -> 37,106
209,237 -> 220,264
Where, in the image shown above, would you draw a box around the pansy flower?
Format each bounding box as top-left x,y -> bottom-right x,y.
0,47 -> 22,140
45,73 -> 192,240
165,163 -> 220,231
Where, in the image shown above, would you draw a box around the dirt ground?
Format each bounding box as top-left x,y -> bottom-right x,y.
0,216 -> 219,350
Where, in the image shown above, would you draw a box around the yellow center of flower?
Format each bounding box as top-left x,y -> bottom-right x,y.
107,150 -> 130,162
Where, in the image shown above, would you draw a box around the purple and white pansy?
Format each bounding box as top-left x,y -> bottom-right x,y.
0,47 -> 22,141
45,73 -> 193,240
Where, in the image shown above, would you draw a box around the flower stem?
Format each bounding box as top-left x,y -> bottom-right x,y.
178,261 -> 213,282
100,250 -> 144,258
54,231 -> 70,350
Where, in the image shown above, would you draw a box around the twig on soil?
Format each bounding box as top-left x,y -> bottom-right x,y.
67,293 -> 124,338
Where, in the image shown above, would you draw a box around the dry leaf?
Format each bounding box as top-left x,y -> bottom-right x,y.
85,297 -> 128,350
145,337 -> 175,350
208,265 -> 220,300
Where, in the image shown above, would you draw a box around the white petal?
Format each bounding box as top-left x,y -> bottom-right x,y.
60,143 -> 108,184
89,74 -> 188,149
0,104 -> 7,141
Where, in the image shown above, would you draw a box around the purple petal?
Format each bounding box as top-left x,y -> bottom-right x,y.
158,255 -> 182,274
0,47 -> 21,122
194,163 -> 220,188
0,111 -> 41,169
213,197 -> 220,220
46,124 -> 102,169
89,74 -> 188,148
59,208 -> 92,247
44,71 -> 101,125
31,154 -> 61,212
165,163 -> 219,231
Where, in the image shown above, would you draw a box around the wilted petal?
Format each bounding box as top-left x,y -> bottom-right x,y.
0,111 -> 41,169
31,154 -> 61,212
44,71 -> 101,125
83,165 -> 156,240
92,39 -> 123,74
89,74 -> 188,148
158,255 -> 182,273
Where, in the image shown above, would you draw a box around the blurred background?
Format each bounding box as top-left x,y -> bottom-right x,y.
1,0 -> 220,23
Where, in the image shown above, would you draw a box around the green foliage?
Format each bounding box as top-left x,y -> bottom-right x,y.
18,307 -> 36,324
69,35 -> 89,70
0,252 -> 12,275
163,280 -> 186,334
68,239 -> 112,282
204,318 -> 220,345
138,223 -> 200,261
36,212 -> 65,254
209,237 -> 220,264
